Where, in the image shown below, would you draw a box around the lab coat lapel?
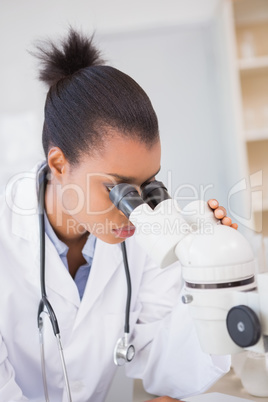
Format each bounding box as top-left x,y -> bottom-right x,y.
17,229 -> 81,307
10,166 -> 80,307
73,239 -> 123,328
44,236 -> 81,307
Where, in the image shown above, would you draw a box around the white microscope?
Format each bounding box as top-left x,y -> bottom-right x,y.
109,180 -> 268,359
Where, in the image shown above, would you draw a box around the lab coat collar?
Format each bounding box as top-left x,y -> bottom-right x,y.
72,238 -> 123,328
41,235 -> 123,313
43,236 -> 82,307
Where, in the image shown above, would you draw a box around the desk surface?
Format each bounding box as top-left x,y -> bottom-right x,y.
133,368 -> 268,402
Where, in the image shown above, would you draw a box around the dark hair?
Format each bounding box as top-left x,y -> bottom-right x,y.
34,28 -> 159,164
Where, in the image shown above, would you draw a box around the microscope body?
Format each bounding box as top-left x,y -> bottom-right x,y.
109,182 -> 268,356
129,198 -> 268,356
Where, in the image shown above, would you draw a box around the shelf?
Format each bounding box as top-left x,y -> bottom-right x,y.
235,20 -> 268,61
234,0 -> 268,26
245,128 -> 268,141
238,56 -> 268,72
246,140 -> 268,227
253,200 -> 268,213
233,0 -> 268,235
240,71 -> 268,132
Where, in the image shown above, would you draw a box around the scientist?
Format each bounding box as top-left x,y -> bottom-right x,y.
0,28 -> 235,402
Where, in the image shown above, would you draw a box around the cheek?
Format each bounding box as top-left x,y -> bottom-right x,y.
87,198 -> 115,217
61,187 -> 83,211
80,192 -> 127,238
64,178 -> 124,229
86,188 -> 113,215
73,181 -> 117,220
61,176 -> 109,215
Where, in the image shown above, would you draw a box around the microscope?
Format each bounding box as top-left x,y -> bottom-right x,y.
109,181 -> 268,357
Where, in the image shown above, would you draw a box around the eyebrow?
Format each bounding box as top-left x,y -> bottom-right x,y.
106,167 -> 161,186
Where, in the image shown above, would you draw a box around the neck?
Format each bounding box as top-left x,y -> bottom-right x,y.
44,179 -> 88,245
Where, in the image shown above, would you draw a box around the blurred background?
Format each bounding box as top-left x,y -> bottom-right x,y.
1,0 -> 268,400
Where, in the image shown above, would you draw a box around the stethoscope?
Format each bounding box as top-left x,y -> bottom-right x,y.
36,163 -> 135,402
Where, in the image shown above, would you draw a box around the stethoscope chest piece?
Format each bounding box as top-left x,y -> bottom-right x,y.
114,334 -> 135,366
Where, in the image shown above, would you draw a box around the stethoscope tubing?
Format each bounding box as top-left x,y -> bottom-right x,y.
37,164 -> 72,402
121,241 -> 131,334
36,163 -> 134,400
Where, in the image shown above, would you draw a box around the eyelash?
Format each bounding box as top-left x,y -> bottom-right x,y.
106,184 -> 114,193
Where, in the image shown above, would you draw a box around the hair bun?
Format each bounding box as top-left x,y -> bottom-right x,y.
34,28 -> 103,87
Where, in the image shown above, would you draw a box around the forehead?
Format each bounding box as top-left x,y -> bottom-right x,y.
80,135 -> 161,184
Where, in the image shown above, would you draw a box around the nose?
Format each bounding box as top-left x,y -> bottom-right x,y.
118,209 -> 128,219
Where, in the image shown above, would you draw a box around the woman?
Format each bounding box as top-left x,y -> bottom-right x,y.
0,29 -> 233,401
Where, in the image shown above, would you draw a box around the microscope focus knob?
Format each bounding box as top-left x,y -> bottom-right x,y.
226,305 -> 261,348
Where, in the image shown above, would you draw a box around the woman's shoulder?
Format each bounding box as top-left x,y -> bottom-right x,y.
0,163 -> 42,242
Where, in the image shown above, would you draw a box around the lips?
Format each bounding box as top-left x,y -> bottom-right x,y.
112,225 -> 136,239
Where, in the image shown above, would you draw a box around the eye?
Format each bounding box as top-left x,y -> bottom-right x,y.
105,184 -> 115,193
141,178 -> 156,189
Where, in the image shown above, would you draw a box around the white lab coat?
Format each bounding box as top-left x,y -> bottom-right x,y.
0,164 -> 230,402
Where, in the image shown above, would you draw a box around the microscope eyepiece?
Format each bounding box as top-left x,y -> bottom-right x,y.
109,181 -> 172,217
109,183 -> 145,219
141,180 -> 171,209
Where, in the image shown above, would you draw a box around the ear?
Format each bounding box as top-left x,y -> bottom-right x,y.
47,147 -> 69,180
